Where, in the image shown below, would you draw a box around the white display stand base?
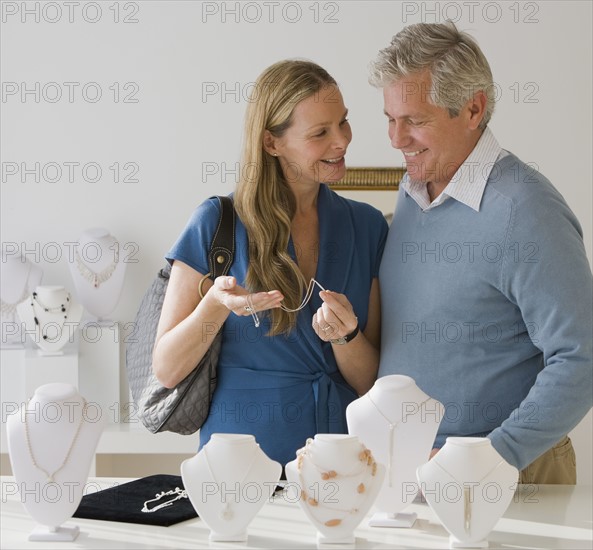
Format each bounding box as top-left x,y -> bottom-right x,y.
28,523 -> 80,542
24,343 -> 79,397
317,532 -> 355,545
368,511 -> 417,528
209,531 -> 248,543
450,535 -> 488,548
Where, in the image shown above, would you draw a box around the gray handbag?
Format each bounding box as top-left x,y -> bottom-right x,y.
126,196 -> 235,435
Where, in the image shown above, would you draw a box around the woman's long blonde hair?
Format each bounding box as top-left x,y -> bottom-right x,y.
234,59 -> 337,335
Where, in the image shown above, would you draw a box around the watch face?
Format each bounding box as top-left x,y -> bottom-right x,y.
330,337 -> 347,345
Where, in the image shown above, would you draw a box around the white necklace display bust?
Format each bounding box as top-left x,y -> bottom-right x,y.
6,383 -> 104,541
181,433 -> 282,542
16,286 -> 83,354
417,437 -> 518,548
285,433 -> 385,544
68,227 -> 126,322
0,251 -> 43,348
347,375 -> 444,527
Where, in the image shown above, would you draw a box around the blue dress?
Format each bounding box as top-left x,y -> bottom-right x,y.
166,184 -> 388,466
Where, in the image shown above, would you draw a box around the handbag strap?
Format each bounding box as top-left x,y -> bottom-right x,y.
207,195 -> 235,279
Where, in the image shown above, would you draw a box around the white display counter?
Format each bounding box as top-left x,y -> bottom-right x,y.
1,477 -> 591,549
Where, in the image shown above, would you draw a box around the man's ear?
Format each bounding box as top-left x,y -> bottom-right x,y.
467,90 -> 488,130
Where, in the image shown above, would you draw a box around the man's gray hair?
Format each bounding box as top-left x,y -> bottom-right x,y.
369,21 -> 495,129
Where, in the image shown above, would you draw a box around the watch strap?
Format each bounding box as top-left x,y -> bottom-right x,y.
330,323 -> 359,345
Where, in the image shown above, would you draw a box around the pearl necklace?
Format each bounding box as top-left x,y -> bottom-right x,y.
296,438 -> 378,528
366,392 -> 431,488
430,458 -> 506,535
201,444 -> 260,521
29,291 -> 71,342
74,245 -> 119,288
24,399 -> 87,483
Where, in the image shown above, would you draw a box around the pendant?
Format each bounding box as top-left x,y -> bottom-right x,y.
47,475 -> 54,483
463,485 -> 471,534
219,501 -> 234,521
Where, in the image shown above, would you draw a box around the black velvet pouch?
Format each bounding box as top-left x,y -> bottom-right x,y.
73,474 -> 198,527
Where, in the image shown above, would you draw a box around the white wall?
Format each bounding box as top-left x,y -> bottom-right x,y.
2,1 -> 591,483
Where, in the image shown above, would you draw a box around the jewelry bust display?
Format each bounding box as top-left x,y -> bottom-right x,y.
416,437 -> 518,548
16,286 -> 83,354
181,433 -> 282,542
68,228 -> 126,322
0,249 -> 43,348
347,375 -> 444,527
285,434 -> 385,544
6,383 -> 105,541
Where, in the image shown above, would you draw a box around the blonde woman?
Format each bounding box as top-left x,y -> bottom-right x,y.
153,60 -> 388,466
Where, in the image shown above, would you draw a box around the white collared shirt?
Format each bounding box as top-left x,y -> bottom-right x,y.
400,127 -> 508,212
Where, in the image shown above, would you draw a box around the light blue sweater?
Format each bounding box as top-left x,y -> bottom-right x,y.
379,153 -> 593,470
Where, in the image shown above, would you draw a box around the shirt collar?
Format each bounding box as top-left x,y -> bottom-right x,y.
401,127 -> 502,212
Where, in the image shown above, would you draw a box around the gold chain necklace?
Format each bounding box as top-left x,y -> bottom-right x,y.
24,399 -> 87,483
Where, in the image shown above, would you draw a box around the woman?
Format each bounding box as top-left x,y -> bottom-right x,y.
153,60 -> 388,466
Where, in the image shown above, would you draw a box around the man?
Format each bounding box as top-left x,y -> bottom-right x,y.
372,21 -> 592,483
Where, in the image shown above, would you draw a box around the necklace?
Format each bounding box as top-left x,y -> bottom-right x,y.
280,278 -> 326,312
430,458 -> 505,535
74,245 -> 119,288
0,263 -> 32,316
366,393 -> 431,488
29,291 -> 71,342
142,487 -> 188,513
201,444 -> 260,521
24,399 -> 87,483
296,438 -> 378,528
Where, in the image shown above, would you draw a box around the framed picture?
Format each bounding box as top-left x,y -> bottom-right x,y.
328,167 -> 405,191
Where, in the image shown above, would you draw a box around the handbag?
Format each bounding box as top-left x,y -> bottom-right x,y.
126,195 -> 235,435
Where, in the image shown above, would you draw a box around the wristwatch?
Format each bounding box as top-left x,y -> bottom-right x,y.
330,324 -> 360,345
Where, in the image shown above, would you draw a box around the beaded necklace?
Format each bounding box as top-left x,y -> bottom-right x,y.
29,291 -> 71,342
75,245 -> 119,288
296,438 -> 378,528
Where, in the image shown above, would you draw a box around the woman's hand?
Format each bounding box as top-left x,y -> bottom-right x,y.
312,290 -> 358,342
206,276 -> 284,317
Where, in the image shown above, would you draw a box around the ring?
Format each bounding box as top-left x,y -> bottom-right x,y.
322,326 -> 331,332
244,306 -> 254,312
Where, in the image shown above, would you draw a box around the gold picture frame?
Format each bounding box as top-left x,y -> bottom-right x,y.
329,167 -> 405,191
